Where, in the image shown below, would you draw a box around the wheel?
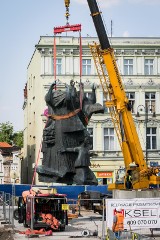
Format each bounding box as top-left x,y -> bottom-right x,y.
13,208 -> 19,220
60,225 -> 65,231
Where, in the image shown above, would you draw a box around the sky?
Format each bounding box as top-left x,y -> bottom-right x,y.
0,0 -> 160,132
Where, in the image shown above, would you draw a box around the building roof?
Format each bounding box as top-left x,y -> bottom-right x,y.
0,142 -> 12,148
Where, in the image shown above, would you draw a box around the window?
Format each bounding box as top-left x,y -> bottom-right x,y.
102,63 -> 108,75
144,59 -> 154,75
103,93 -> 109,113
87,127 -> 93,150
44,57 -> 62,75
124,59 -> 133,75
147,127 -> 157,150
0,162 -> 2,172
52,58 -> 62,75
82,59 -> 91,75
44,57 -> 50,74
104,128 -> 114,150
145,92 -> 155,113
126,92 -> 135,113
55,58 -> 62,75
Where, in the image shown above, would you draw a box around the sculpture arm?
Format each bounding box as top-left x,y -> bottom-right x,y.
65,81 -> 77,108
45,82 -> 56,105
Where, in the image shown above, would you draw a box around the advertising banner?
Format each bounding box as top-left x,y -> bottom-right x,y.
106,198 -> 160,229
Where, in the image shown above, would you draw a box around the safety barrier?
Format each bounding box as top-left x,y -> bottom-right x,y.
68,198 -> 159,239
105,228 -> 154,240
0,191 -> 15,228
0,184 -> 111,198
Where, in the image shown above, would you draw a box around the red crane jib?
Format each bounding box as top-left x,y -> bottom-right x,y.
54,24 -> 81,34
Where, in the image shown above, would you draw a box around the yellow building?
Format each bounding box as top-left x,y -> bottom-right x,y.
22,36 -> 160,185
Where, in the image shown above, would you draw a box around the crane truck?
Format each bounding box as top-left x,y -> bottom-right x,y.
64,0 -> 160,190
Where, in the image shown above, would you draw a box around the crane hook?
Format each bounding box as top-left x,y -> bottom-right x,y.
64,0 -> 70,25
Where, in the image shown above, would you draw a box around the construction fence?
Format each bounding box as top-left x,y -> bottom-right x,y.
0,190 -> 160,239
71,197 -> 159,240
0,190 -> 15,228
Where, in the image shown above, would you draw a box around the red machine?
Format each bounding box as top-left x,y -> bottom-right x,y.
17,189 -> 68,231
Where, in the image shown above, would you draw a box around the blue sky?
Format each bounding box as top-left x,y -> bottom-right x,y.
0,0 -> 160,132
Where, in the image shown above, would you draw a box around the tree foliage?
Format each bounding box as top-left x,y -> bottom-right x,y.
13,131 -> 23,148
0,122 -> 13,144
0,122 -> 23,148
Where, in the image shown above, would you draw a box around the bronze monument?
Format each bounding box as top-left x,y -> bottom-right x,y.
37,81 -> 104,185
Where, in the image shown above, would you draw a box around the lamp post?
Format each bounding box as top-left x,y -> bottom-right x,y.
136,103 -> 155,166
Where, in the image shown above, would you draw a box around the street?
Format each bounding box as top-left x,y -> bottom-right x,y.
1,209 -> 160,240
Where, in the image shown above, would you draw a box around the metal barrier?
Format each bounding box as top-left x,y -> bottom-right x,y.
0,191 -> 15,228
105,228 -> 154,240
69,198 -> 154,239
68,197 -> 104,238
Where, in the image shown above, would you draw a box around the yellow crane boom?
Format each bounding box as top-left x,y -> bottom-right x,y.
87,0 -> 160,190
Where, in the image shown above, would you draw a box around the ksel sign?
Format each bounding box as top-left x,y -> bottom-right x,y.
106,198 -> 160,229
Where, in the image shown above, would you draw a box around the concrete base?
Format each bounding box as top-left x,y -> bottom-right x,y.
113,189 -> 160,199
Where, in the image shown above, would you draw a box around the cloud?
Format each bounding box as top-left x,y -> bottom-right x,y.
123,31 -> 130,37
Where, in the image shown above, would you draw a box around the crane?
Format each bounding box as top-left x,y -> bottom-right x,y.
63,0 -> 160,190
87,0 -> 160,190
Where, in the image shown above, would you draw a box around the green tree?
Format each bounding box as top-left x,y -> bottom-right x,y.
13,131 -> 23,148
0,122 -> 14,144
0,122 -> 23,147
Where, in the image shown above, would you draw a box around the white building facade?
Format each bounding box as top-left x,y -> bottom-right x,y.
23,36 -> 160,185
0,153 -> 4,184
0,148 -> 21,184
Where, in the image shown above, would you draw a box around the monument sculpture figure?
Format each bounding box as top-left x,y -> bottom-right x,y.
37,80 -> 104,185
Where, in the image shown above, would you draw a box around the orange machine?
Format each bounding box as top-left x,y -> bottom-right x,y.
17,189 -> 68,231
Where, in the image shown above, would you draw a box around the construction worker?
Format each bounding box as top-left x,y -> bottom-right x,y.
112,206 -> 124,240
125,171 -> 133,189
